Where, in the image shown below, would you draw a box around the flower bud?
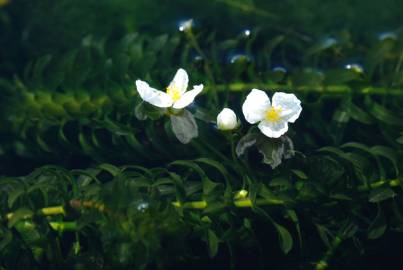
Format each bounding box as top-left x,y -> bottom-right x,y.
178,19 -> 194,33
217,108 -> 238,131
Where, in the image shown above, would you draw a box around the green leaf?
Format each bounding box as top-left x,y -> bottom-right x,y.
315,224 -> 331,247
285,210 -> 302,248
168,172 -> 187,202
369,187 -> 396,203
306,37 -> 338,56
236,133 -> 258,157
134,102 -> 148,120
202,177 -> 221,196
8,188 -> 25,208
207,229 -> 219,257
365,97 -> 403,127
368,209 -> 387,239
170,160 -> 206,178
32,54 -> 53,86
348,102 -> 373,124
273,222 -> 293,254
195,158 -> 232,192
149,34 -> 168,52
78,131 -> 96,155
0,230 -> 13,251
8,208 -> 34,228
134,101 -> 165,121
370,146 -> 399,175
291,170 -> 308,180
36,133 -> 53,153
170,110 -> 198,144
256,136 -> 294,169
98,164 -> 121,177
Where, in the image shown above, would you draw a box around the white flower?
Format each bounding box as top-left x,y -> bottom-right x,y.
217,108 -> 238,131
242,89 -> 302,138
178,19 -> 194,32
135,68 -> 203,109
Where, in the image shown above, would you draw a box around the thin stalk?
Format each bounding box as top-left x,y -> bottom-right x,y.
40,206 -> 66,216
357,178 -> 400,191
49,221 -> 77,232
172,197 -> 285,209
228,133 -> 237,162
315,235 -> 343,270
207,83 -> 403,95
185,29 -> 218,105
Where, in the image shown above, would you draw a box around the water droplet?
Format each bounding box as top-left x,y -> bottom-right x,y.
178,19 -> 194,32
378,31 -> 397,42
270,66 -> 287,82
305,67 -> 325,77
320,37 -> 338,49
229,53 -> 252,64
192,54 -> 203,62
241,29 -> 251,37
344,63 -> 364,74
272,66 -> 287,74
137,202 -> 149,212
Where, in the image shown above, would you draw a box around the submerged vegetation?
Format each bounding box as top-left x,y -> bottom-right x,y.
1,0 -> 403,269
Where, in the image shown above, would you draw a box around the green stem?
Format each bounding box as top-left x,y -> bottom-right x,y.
357,178 -> 400,191
207,83 -> 403,95
185,29 -> 218,104
315,236 -> 343,270
227,132 -> 252,184
49,221 -> 77,232
172,197 -> 285,209
4,178 -> 399,221
40,206 -> 66,216
228,133 -> 237,162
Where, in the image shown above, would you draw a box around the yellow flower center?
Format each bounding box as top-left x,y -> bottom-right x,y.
265,106 -> 282,122
166,86 -> 182,102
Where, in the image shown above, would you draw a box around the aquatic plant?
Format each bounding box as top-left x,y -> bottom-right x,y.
1,1 -> 403,269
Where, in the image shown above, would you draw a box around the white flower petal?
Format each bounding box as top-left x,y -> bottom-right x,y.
258,120 -> 288,138
217,108 -> 238,131
173,84 -> 203,109
135,80 -> 173,108
242,89 -> 271,124
168,68 -> 189,94
272,92 -> 302,123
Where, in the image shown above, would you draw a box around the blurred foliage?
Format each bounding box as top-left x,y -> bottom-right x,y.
1,0 -> 403,269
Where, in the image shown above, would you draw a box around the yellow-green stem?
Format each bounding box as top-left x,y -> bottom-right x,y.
209,83 -> 403,95
172,197 -> 285,209
5,178 -> 400,221
49,221 -> 77,232
357,178 -> 400,191
315,236 -> 343,270
40,206 -> 66,216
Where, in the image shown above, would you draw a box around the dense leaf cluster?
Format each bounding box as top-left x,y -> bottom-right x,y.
1,0 -> 403,269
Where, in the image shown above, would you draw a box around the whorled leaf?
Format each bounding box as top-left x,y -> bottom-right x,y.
235,133 -> 258,157
256,135 -> 295,169
170,110 -> 198,144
